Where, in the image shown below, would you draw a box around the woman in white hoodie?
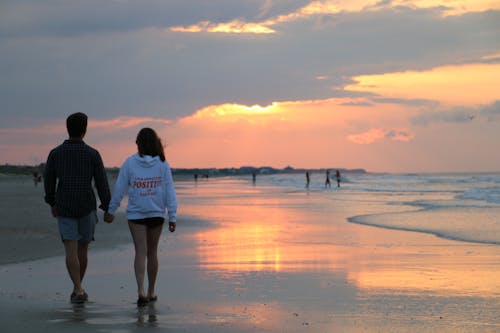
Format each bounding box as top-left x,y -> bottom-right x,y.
105,128 -> 177,306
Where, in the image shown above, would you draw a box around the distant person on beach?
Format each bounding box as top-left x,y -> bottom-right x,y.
336,170 -> 341,188
252,172 -> 256,184
105,128 -> 177,307
33,170 -> 42,187
306,171 -> 310,188
43,112 -> 111,304
325,170 -> 331,188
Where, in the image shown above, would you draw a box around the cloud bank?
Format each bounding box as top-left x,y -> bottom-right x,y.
1,1 -> 499,172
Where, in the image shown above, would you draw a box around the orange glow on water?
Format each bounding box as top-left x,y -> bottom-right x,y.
349,264 -> 500,296
346,243 -> 500,296
180,180 -> 349,273
176,179 -> 500,297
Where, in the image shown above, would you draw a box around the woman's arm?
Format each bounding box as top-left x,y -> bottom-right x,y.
108,158 -> 130,215
163,161 -> 177,223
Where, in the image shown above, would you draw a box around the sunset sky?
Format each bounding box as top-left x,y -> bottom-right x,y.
1,0 -> 499,172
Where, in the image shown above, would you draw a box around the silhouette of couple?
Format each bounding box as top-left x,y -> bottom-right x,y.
44,113 -> 177,306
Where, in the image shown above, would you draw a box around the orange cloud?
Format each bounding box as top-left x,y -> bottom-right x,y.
168,1 -> 338,34
169,20 -> 275,34
481,52 -> 500,61
345,63 -> 500,107
169,1 -> 499,34
161,97 -> 420,169
182,103 -> 284,126
0,116 -> 175,167
1,92 -> 498,172
347,128 -> 385,144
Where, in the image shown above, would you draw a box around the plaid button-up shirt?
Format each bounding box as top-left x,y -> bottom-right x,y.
44,139 -> 111,218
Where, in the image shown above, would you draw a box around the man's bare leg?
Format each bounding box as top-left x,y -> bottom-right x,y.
63,240 -> 84,296
78,242 -> 89,281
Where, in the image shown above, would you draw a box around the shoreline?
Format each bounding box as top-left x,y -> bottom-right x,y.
1,175 -> 499,332
347,214 -> 500,246
0,173 -> 202,265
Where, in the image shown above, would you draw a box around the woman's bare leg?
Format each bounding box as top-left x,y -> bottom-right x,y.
128,221 -> 148,298
146,223 -> 163,299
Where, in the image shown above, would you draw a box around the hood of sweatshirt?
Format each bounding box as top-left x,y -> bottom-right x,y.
132,153 -> 161,168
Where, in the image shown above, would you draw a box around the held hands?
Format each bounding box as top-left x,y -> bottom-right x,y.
104,212 -> 115,223
50,206 -> 57,217
168,222 -> 176,233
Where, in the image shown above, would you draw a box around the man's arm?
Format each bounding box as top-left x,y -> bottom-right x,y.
43,151 -> 56,208
93,151 -> 111,212
108,159 -> 129,215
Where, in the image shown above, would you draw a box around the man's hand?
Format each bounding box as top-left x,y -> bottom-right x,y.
104,212 -> 114,223
168,222 -> 176,233
51,206 -> 57,217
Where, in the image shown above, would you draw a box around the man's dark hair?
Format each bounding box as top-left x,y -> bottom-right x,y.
66,112 -> 88,138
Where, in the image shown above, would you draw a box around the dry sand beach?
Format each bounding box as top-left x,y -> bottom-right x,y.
0,174 -> 499,332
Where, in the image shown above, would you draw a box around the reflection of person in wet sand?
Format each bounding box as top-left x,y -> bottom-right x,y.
336,170 -> 341,188
33,170 -> 42,187
306,171 -> 310,188
137,301 -> 158,327
325,170 -> 331,188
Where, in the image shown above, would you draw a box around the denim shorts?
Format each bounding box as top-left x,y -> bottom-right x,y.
57,211 -> 98,243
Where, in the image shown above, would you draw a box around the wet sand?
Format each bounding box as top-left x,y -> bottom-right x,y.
0,175 -> 499,332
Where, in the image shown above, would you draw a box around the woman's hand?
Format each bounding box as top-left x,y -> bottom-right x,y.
50,206 -> 58,217
104,212 -> 114,223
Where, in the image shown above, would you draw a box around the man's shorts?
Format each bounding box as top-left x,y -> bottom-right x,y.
57,211 -> 98,243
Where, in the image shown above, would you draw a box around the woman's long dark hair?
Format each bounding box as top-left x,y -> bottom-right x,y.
136,128 -> 165,161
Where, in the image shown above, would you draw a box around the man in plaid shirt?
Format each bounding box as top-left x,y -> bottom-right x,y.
44,112 -> 111,303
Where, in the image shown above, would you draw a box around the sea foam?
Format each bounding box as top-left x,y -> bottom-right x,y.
256,172 -> 500,245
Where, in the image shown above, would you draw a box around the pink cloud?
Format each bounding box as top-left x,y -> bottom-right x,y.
347,128 -> 414,144
0,116 -> 174,166
90,116 -> 171,129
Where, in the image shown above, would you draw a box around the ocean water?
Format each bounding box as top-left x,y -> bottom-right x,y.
250,172 -> 500,245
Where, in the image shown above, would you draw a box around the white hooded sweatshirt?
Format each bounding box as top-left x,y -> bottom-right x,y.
108,153 -> 177,222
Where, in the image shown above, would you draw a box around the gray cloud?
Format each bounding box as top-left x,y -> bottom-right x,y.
411,100 -> 500,126
372,97 -> 439,107
482,100 -> 500,120
340,101 -> 375,107
0,0 -> 305,38
0,2 -> 499,127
